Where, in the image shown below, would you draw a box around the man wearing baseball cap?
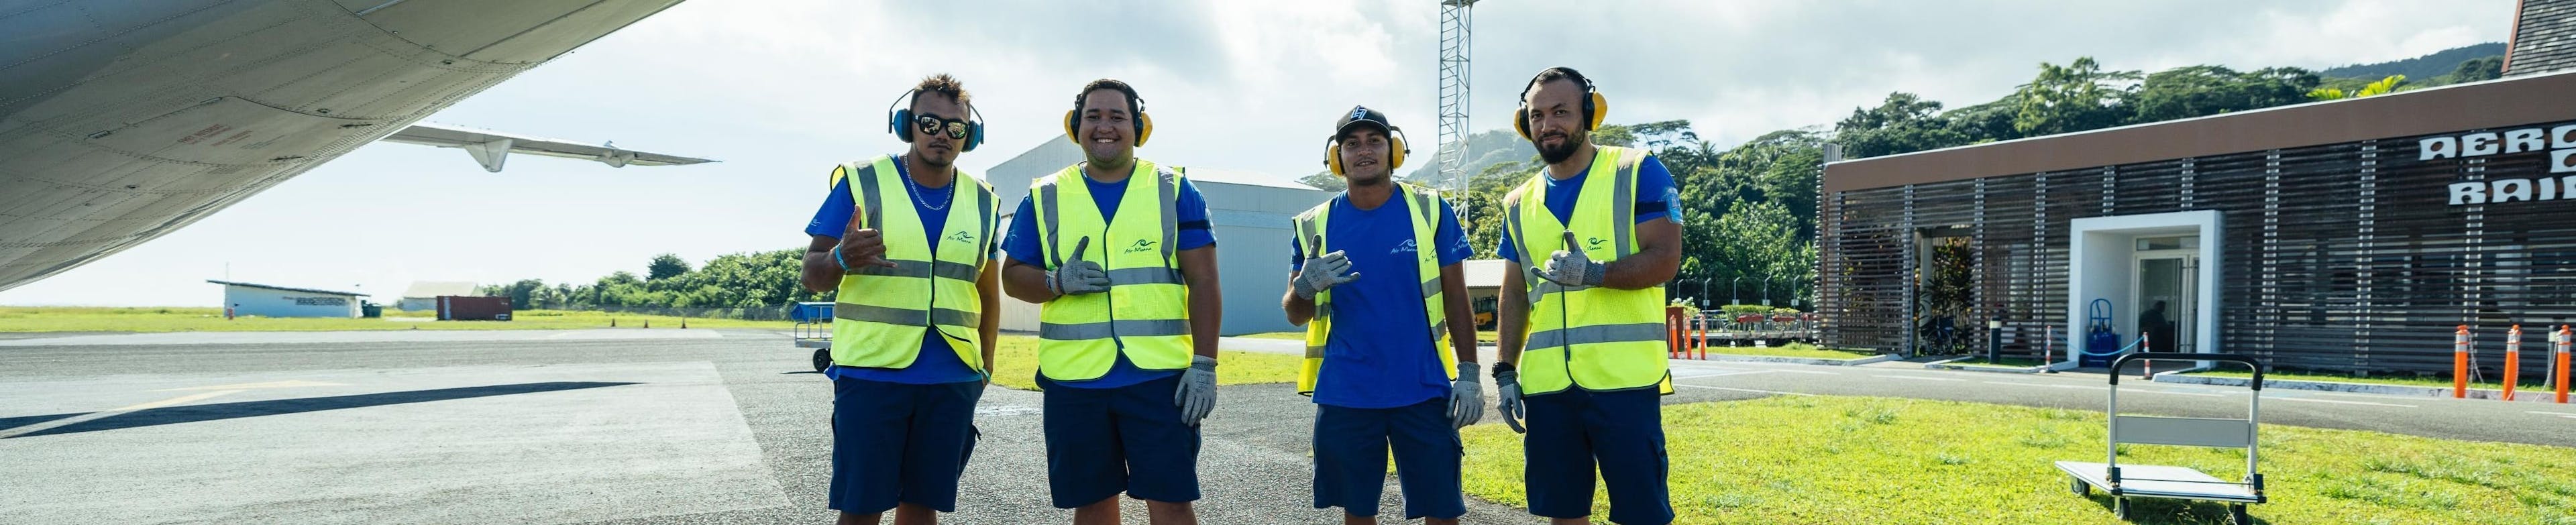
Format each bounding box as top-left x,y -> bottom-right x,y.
1283,105 -> 1481,524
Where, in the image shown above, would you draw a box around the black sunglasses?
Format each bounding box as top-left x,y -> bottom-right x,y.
914,113 -> 970,139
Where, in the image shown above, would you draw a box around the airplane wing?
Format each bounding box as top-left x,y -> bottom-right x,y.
378,122 -> 716,172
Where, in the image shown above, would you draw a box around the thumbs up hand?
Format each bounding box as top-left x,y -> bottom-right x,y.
1046,237 -> 1112,297
1538,230 -> 1605,288
1292,235 -> 1360,300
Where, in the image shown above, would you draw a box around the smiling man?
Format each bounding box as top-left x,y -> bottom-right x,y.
798,74 -> 1002,525
1492,66 -> 1682,525
998,78 -> 1223,525
1282,106 -> 1480,524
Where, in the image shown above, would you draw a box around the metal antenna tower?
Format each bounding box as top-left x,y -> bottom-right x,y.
1436,0 -> 1477,195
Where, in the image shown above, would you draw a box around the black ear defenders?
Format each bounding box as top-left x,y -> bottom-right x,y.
1511,67 -> 1609,141
1325,127 -> 1409,176
887,89 -> 985,152
1063,89 -> 1155,147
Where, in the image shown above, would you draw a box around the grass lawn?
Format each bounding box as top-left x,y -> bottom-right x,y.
984,335 -> 1303,391
1459,396 -> 2576,524
0,306 -> 794,333
1697,342 -> 1880,360
2190,369 -> 2552,391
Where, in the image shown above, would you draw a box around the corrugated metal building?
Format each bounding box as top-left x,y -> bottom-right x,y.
1816,3 -> 2576,375
209,280 -> 365,318
982,135 -> 1330,336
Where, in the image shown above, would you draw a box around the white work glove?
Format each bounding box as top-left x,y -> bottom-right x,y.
1292,235 -> 1360,300
1534,230 -> 1606,288
1175,354 -> 1218,426
1046,237 -> 1111,297
1448,361 -> 1484,428
1493,363 -> 1525,434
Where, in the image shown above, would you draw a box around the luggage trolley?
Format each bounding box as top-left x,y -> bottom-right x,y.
2056,352 -> 2267,524
790,302 -> 834,373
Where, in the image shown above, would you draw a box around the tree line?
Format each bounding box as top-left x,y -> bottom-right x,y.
480,52 -> 2500,313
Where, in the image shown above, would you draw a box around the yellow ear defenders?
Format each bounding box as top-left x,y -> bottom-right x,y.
887,89 -> 985,152
1511,67 -> 1609,141
1062,88 -> 1154,147
1325,122 -> 1409,176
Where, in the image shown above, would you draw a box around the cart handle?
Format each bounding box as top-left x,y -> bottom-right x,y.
2108,352 -> 2265,390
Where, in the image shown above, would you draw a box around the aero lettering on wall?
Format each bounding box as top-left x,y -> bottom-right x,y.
2429,122 -> 2576,205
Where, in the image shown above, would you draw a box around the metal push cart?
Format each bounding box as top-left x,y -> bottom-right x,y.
791,302 -> 833,373
2056,352 -> 2267,524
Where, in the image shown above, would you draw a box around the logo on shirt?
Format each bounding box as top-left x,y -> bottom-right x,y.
1124,239 -> 1159,253
1391,239 -> 1417,254
947,231 -> 976,243
1587,237 -> 1607,249
1663,187 -> 1686,225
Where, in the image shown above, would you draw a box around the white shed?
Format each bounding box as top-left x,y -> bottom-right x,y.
983,136 -> 1331,335
208,280 -> 366,318
397,281 -> 479,312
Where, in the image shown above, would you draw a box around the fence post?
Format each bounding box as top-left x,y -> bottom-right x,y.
2505,325 -> 2522,401
2544,325 -> 2565,404
2454,325 -> 2471,399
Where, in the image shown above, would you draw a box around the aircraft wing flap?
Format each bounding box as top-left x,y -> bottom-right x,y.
379,122 -> 714,172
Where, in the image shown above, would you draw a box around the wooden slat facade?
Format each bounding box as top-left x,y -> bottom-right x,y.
1820,119 -> 2576,377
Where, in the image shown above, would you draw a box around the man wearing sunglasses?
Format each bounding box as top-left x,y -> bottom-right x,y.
1000,78 -> 1221,525
800,74 -> 1000,525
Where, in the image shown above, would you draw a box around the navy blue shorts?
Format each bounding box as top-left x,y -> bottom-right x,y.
1038,373 -> 1201,508
1313,397 -> 1465,520
828,377 -> 981,514
1523,388 -> 1672,525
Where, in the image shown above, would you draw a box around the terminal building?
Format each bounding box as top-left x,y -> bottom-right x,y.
1816,0 -> 2576,375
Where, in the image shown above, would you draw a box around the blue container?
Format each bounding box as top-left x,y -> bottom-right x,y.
790,302 -> 835,323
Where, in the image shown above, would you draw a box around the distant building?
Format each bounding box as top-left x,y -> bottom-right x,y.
208,280 -> 366,318
983,135 -> 1332,335
397,281 -> 479,311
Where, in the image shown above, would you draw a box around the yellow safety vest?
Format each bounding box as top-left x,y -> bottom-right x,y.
828,155 -> 996,372
1504,145 -> 1674,396
1291,182 -> 1460,395
1029,160 -> 1194,381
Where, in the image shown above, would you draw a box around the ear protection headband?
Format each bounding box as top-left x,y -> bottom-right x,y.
886,89 -> 985,152
1512,68 -> 1609,141
1063,89 -> 1155,147
1325,125 -> 1409,176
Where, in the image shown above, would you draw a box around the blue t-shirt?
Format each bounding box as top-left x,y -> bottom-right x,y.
998,166 -> 1216,389
1289,192 -> 1472,408
805,158 -> 995,385
1497,155 -> 1676,263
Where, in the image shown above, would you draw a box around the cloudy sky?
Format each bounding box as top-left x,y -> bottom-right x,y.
0,0 -> 2515,306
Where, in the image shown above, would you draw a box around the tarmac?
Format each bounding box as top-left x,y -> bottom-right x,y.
1,329 -> 2567,524
0,329 -> 1544,524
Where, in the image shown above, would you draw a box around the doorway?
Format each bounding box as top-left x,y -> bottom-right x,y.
2064,211 -> 2223,370
2131,235 -> 2198,353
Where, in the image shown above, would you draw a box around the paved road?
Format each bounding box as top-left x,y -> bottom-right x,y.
0,329 -> 1546,525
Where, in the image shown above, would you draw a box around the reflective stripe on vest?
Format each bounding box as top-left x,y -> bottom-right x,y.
1293,182 -> 1460,396
830,155 -> 997,372
1029,160 -> 1194,381
1505,146 -> 1673,396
